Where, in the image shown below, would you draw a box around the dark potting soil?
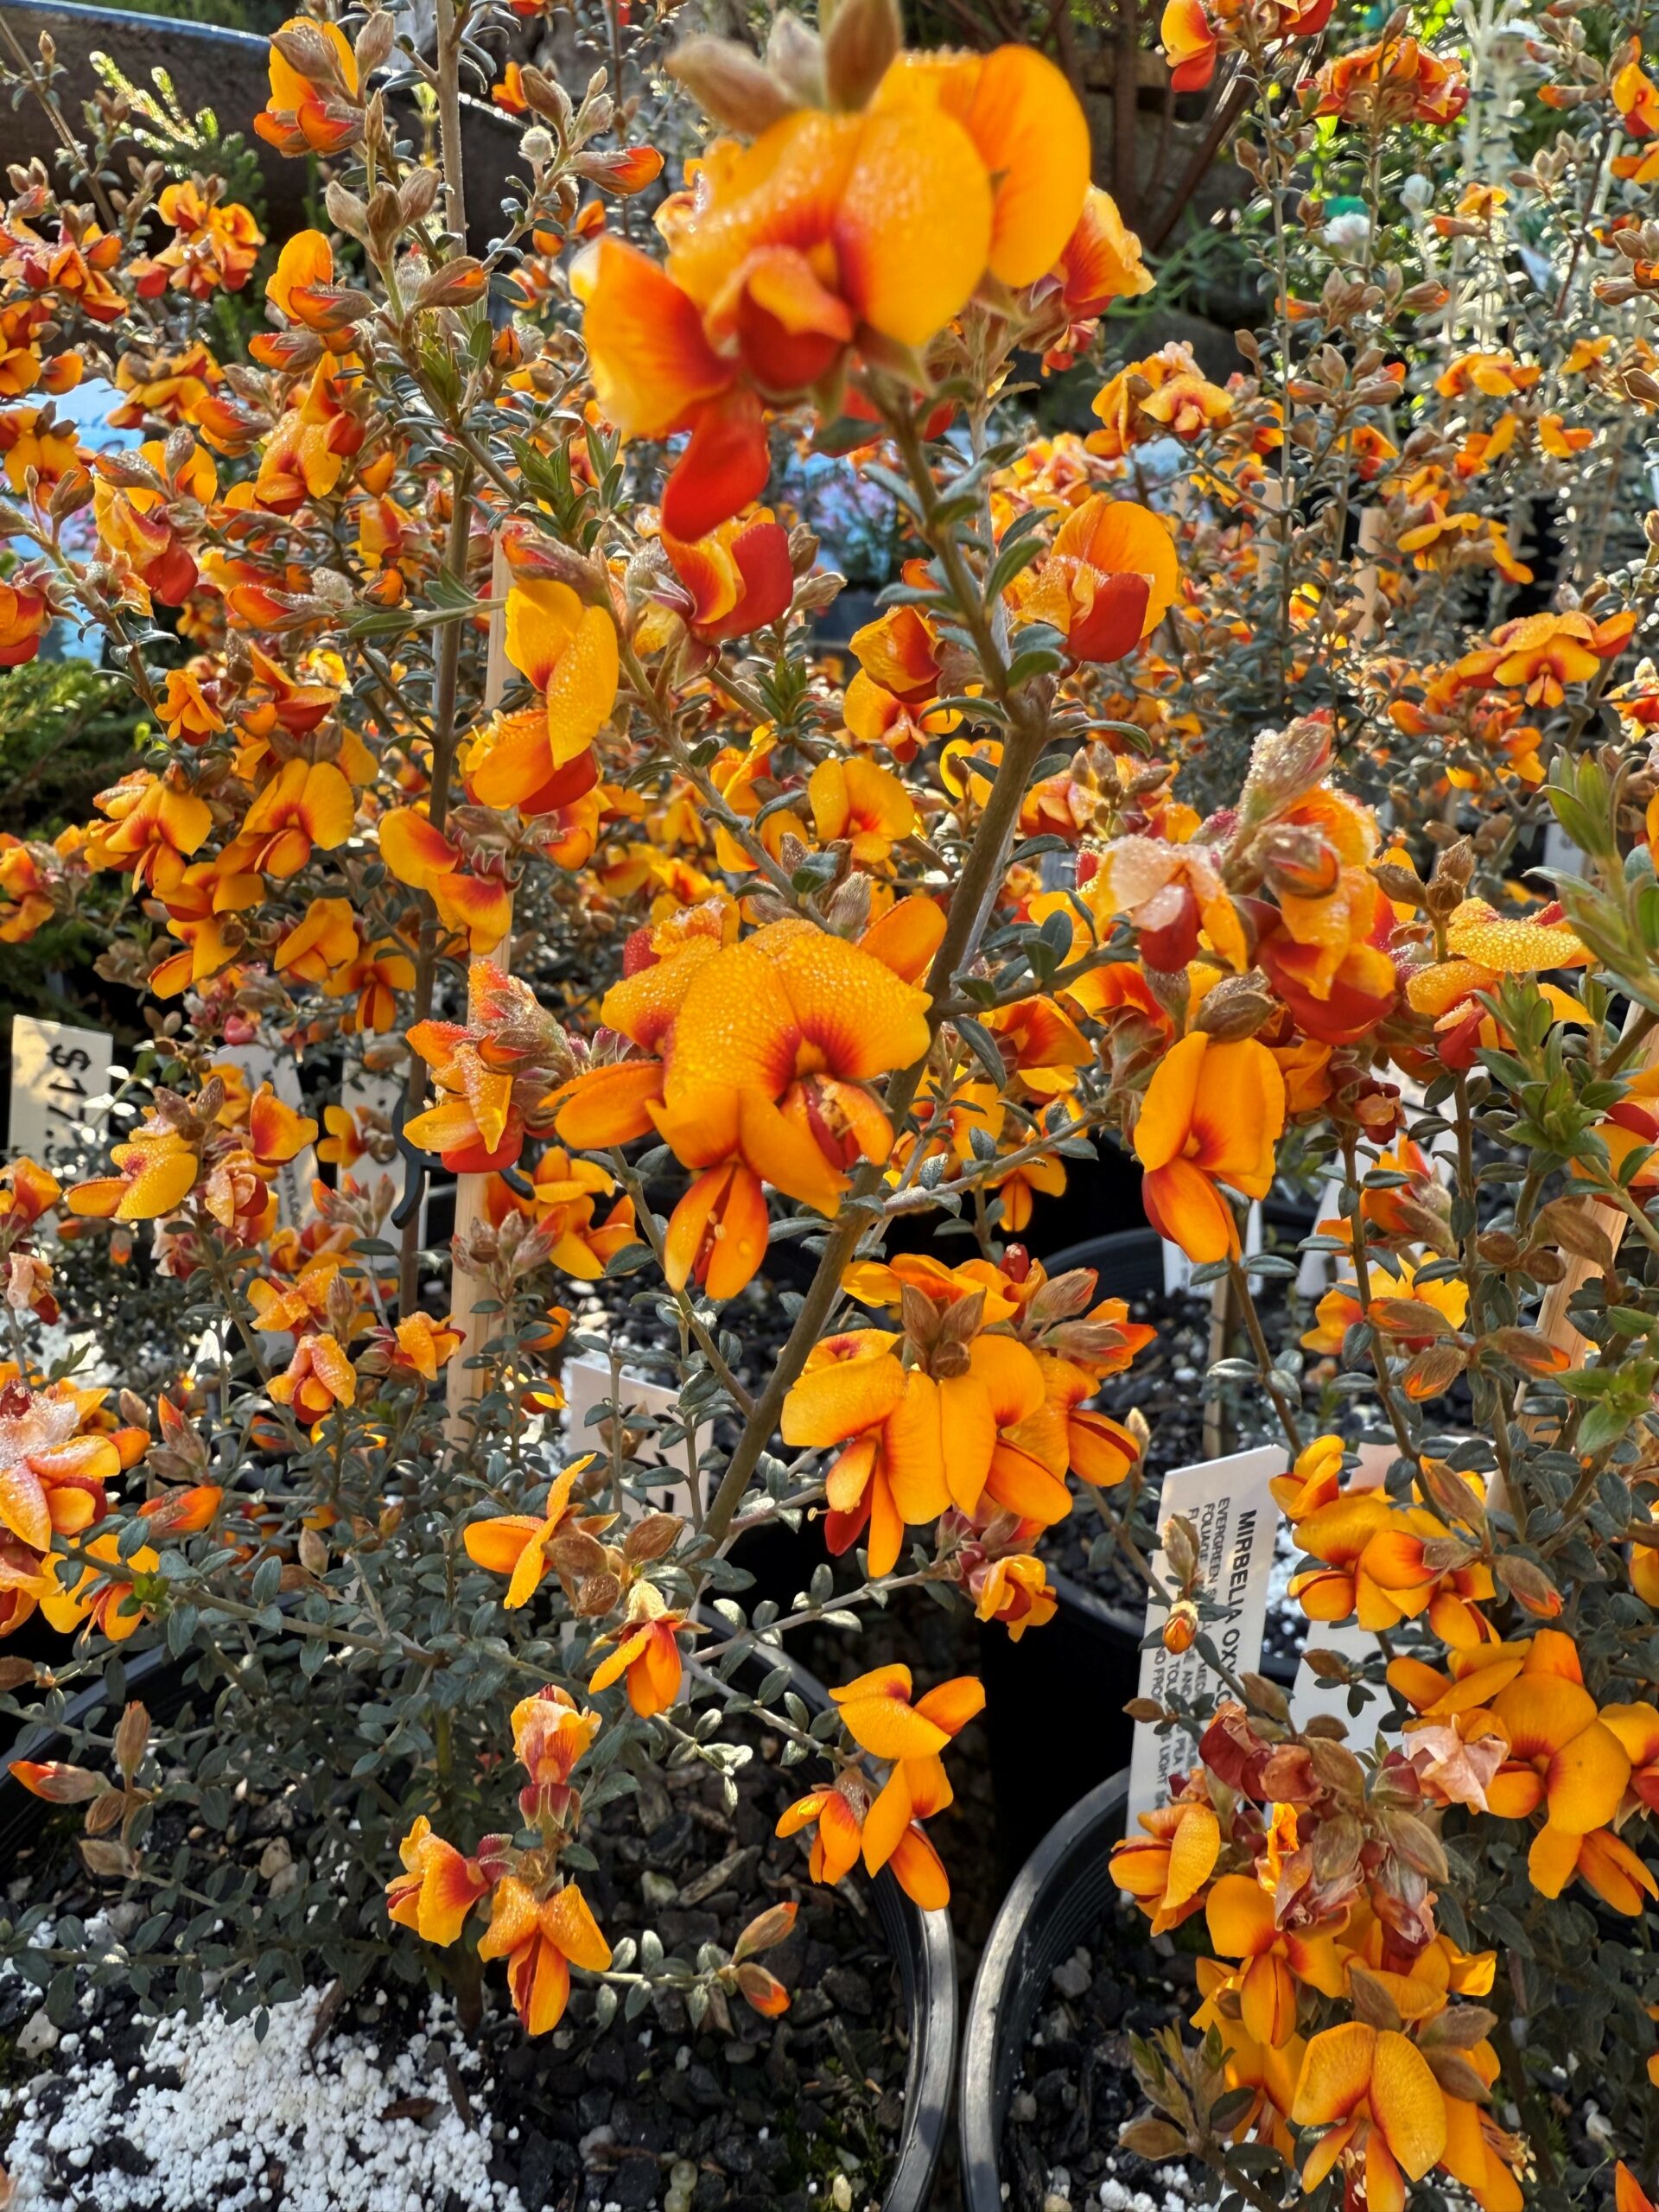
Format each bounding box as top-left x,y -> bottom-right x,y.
0,1704 -> 913,2212
1000,1892 -> 1198,2212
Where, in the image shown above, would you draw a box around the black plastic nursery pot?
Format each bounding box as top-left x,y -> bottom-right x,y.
730,1632 -> 959,2212
0,0 -> 526,257
980,1226 -> 1302,1875
958,1769 -> 1129,2212
0,1630 -> 957,2212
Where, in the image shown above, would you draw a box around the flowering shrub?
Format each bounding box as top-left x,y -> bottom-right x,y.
0,0 -> 1656,2201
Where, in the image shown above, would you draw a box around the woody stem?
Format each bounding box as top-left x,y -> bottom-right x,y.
697,400 -> 1049,1556
1340,1132 -> 1416,1463
397,459 -> 476,1315
1226,1257 -> 1303,1455
698,726 -> 1051,1556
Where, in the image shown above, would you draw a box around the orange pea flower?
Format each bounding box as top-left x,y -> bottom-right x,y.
268,1331 -> 356,1424
778,1664 -> 979,1910
66,1125 -> 199,1224
154,181 -> 264,297
1291,2022 -> 1447,2212
0,1380 -> 124,1552
658,511 -> 793,645
274,895 -> 359,987
38,1529 -> 159,1642
1203,1874 -> 1348,2047
1403,899 -> 1586,1071
1272,1433 -> 1346,1519
467,582 -> 619,813
0,574 -> 48,667
1090,342 -> 1232,459
321,937 -> 416,1033
405,962 -> 571,1173
385,1814 -> 493,1944
782,1329 -> 912,1573
378,808 -> 512,954
1007,496 -> 1179,663
1160,0 -> 1220,91
808,756 -> 916,862
1613,45 -> 1659,178
1111,1789 -> 1221,1934
1312,35 -> 1468,127
255,14 -> 362,156
563,917 -> 931,1300
464,1457 -> 596,1611
254,358 -> 366,510
969,1550 -> 1057,1639
1483,1654 -> 1631,1851
1133,1033 -> 1285,1262
384,1311 -> 463,1383
479,1876 -> 613,2036
158,668 -> 225,746
836,1664 -> 981,1873
226,756 -> 356,879
577,44 -> 1088,536
1050,185 -> 1154,320
86,770 -> 212,894
588,1583 -> 698,1717
512,1684 -> 602,1824
1451,608 -> 1635,709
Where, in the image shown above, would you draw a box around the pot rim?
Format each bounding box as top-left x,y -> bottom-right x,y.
1,1629 -> 957,2212
959,1765 -> 1129,2211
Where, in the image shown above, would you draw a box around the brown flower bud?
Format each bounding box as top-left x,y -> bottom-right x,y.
112,1700 -> 149,1783
575,1570 -> 622,1617
1495,1553 -> 1563,1617
823,0 -> 900,110
1192,969 -> 1275,1041
733,1900 -> 798,1961
766,10 -> 825,105
624,1512 -> 683,1563
84,1786 -> 129,1836
354,8 -> 397,77
667,36 -> 798,134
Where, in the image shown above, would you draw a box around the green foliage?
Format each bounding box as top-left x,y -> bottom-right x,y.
0,658 -> 138,1030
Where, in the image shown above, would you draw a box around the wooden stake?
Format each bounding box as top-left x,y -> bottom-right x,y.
445,536 -> 512,1441
1354,505 -> 1388,645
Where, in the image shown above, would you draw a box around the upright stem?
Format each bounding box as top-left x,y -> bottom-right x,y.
433,0 -> 467,242
1228,1257 -> 1303,1454
1341,1132 -> 1416,1462
698,400 -> 1047,1553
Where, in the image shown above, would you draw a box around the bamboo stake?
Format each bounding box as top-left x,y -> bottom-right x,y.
445,536 -> 512,1441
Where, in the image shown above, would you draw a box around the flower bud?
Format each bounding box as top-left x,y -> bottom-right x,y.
823,0 -> 901,111
667,35 -> 798,134
1161,1600 -> 1199,1655
1192,969 -> 1275,1041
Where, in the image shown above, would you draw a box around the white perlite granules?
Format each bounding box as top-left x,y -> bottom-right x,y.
2,1985 -> 527,2212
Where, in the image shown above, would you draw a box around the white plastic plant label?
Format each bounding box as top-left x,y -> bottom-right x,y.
8,1015 -> 115,1176
1128,1442 -> 1284,1826
562,1354 -> 715,1519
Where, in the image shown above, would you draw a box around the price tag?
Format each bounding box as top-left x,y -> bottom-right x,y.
562,1354 -> 714,1519
8,1016 -> 115,1176
1128,1442 -> 1283,1826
